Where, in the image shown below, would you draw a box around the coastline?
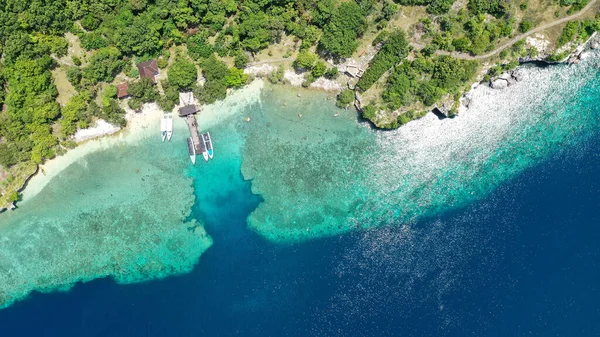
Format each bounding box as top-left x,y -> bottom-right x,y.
21,103 -> 163,203
17,80 -> 265,206
5,31 -> 597,211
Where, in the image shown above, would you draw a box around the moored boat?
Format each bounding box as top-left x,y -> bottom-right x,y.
186,137 -> 196,165
203,132 -> 214,159
166,115 -> 173,141
160,115 -> 167,142
197,132 -> 208,162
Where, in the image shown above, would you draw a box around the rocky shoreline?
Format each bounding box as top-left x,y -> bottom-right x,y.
2,33 -> 597,213
474,32 -> 599,101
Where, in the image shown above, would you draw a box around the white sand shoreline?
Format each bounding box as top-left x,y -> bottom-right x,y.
19,80 -> 266,204
73,119 -> 121,143
21,103 -> 163,203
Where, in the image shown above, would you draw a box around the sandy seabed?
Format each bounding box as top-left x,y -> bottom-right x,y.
22,81 -> 266,203
22,103 -> 164,203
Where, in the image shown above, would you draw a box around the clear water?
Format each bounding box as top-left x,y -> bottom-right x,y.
0,53 -> 599,336
0,118 -> 212,308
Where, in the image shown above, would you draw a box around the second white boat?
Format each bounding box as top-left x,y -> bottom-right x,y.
187,137 -> 196,165
160,115 -> 168,142
166,115 -> 173,141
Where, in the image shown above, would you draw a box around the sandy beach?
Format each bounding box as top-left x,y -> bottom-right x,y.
73,119 -> 121,143
196,79 -> 264,130
20,82 -> 265,204
21,103 -> 164,203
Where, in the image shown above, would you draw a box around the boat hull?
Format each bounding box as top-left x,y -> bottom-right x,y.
161,116 -> 168,142
166,116 -> 173,142
203,132 -> 214,159
187,137 -> 196,165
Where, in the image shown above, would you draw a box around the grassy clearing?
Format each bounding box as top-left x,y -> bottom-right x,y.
52,67 -> 78,106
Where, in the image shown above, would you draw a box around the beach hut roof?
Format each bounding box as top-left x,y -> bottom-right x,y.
178,104 -> 198,117
116,83 -> 129,98
137,60 -> 159,82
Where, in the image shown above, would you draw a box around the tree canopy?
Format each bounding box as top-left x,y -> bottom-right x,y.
168,57 -> 198,90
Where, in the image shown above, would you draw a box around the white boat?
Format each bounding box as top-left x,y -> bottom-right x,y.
166,115 -> 173,141
203,132 -> 214,160
198,132 -> 209,162
160,115 -> 168,142
187,137 -> 196,165
202,146 -> 209,162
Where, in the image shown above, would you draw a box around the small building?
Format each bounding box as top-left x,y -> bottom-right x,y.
178,104 -> 199,117
137,59 -> 159,83
116,82 -> 129,99
344,60 -> 363,78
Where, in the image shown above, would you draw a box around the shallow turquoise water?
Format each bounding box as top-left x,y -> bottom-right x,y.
0,119 -> 212,309
238,61 -> 600,241
1,52 -> 600,309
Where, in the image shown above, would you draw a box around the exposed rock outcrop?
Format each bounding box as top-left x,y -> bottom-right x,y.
354,92 -> 364,111
490,78 -> 509,90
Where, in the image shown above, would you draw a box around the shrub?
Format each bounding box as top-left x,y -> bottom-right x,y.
294,51 -> 317,70
362,105 -> 377,120
336,89 -> 355,108
225,68 -> 248,88
312,61 -> 327,78
80,32 -> 108,51
324,67 -> 339,79
519,19 -> 533,33
66,67 -> 82,88
234,53 -> 249,68
268,65 -> 285,83
104,85 -> 117,99
302,73 -> 315,87
157,57 -> 168,69
7,191 -> 19,203
72,56 -> 82,66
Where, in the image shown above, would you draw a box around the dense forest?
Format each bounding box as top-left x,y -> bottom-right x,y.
0,0 -> 364,170
0,0 -> 597,204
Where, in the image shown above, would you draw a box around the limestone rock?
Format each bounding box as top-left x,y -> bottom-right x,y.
354,92 -> 364,111
490,78 -> 508,90
347,78 -> 358,90
499,72 -> 516,86
512,69 -> 525,82
461,94 -> 472,109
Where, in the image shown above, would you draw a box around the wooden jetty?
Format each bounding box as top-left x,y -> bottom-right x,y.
185,114 -> 205,153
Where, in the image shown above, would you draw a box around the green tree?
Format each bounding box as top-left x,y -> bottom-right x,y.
293,51 -> 317,70
519,19 -> 533,33
336,89 -> 355,108
312,61 -> 327,78
61,95 -> 87,136
225,68 -> 248,88
319,2 -> 367,58
83,47 -> 124,82
168,57 -> 198,90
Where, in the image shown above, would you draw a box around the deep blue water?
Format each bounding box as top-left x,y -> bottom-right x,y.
0,130 -> 599,336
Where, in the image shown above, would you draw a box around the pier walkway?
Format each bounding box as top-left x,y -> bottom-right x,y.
185,115 -> 205,153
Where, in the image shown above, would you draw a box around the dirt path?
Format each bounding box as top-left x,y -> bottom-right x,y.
248,57 -> 293,66
437,0 -> 598,60
248,1 -> 597,67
